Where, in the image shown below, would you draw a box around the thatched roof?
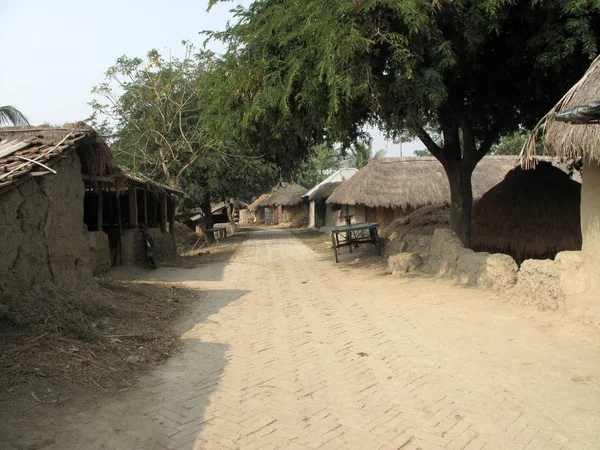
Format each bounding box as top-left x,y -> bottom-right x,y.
471,161 -> 581,264
253,183 -> 306,208
380,204 -> 450,239
0,122 -> 124,195
125,172 -> 183,196
523,55 -> 600,164
327,156 -> 516,208
309,181 -> 341,202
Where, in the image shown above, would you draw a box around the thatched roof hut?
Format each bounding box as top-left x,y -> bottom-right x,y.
471,161 -> 581,264
523,55 -> 600,163
256,183 -> 306,207
249,193 -> 268,211
327,156 -> 516,208
309,181 -> 342,202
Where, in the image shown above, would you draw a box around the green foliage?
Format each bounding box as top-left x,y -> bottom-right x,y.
350,140 -> 386,169
490,130 -> 529,155
414,149 -> 432,157
295,144 -> 346,189
0,105 -> 29,126
207,0 -> 600,243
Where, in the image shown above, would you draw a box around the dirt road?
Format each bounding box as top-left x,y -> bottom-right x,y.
7,229 -> 600,449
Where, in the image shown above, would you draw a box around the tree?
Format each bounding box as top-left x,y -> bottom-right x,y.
90,42 -> 218,188
490,130 -> 528,156
350,140 -> 385,169
209,0 -> 600,246
0,106 -> 29,126
295,143 -> 345,188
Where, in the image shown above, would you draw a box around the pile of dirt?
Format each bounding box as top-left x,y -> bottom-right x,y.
0,280 -> 193,396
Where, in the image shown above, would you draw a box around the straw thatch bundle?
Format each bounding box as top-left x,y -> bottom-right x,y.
308,181 -> 341,202
471,161 -> 581,264
256,183 -> 306,207
380,204 -> 450,239
522,55 -> 600,164
327,156 -> 516,208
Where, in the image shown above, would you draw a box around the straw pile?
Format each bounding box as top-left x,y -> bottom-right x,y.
381,204 -> 450,239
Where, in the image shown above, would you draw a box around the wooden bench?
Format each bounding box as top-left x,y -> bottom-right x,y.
330,222 -> 381,263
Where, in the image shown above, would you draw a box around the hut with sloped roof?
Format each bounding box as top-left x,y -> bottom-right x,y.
326,156 -> 516,231
523,55 -> 600,295
303,168 -> 358,232
0,124 -> 183,297
257,183 -> 307,225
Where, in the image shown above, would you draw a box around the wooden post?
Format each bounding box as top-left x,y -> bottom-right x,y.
160,192 -> 167,233
116,190 -> 123,266
143,190 -> 148,225
152,194 -> 158,227
170,195 -> 177,255
97,185 -> 103,232
128,186 -> 138,228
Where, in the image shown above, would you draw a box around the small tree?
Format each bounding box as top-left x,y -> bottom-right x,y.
350,141 -> 385,169
90,42 -> 218,188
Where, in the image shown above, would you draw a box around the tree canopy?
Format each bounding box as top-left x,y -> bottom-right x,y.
209,0 -> 600,245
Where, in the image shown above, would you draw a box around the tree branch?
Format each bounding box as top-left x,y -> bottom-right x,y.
414,127 -> 444,162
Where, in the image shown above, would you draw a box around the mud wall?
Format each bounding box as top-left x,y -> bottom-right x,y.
88,231 -> 111,275
120,228 -> 174,266
0,153 -> 94,299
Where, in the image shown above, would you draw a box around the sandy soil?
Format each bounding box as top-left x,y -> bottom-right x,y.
2,228 -> 600,450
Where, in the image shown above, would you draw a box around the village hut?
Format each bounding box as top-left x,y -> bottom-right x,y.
303,168 -> 358,232
248,193 -> 269,223
0,123 -> 125,298
522,55 -> 600,293
326,156 -> 516,231
471,162 -> 582,264
252,183 -> 307,225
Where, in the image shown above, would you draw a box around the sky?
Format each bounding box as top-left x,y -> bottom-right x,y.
0,0 -> 423,157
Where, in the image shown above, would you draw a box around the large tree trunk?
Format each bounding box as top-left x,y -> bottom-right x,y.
444,162 -> 474,248
200,195 -> 215,243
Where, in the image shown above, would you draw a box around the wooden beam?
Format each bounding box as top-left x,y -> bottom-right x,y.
152,194 -> 158,227
169,196 -> 177,254
81,174 -> 116,184
116,192 -> 123,266
97,186 -> 103,232
128,186 -> 138,228
143,190 -> 148,225
160,193 -> 167,233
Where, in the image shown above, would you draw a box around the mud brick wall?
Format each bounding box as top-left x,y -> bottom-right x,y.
0,153 -> 94,299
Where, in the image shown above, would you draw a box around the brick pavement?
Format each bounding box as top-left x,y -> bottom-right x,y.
26,229 -> 600,449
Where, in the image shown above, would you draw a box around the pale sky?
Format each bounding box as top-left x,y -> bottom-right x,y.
0,0 -> 422,156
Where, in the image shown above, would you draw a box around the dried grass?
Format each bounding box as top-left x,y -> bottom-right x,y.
380,204 -> 450,239
327,156 -> 516,208
0,280 -> 193,394
522,55 -> 600,165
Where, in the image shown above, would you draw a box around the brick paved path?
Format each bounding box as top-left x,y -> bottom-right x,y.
33,230 -> 600,449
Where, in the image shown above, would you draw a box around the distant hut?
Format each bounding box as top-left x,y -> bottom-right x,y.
523,55 -> 600,288
260,183 -> 307,225
326,156 -> 516,231
471,162 -> 581,264
248,193 -> 269,224
303,168 -> 358,231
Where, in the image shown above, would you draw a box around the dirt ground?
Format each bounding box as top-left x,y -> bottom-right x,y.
2,228 -> 600,449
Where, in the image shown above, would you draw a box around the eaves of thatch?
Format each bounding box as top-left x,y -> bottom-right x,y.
124,172 -> 184,196
0,122 -> 125,195
523,55 -> 600,164
326,156 -> 516,209
309,181 -> 342,202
